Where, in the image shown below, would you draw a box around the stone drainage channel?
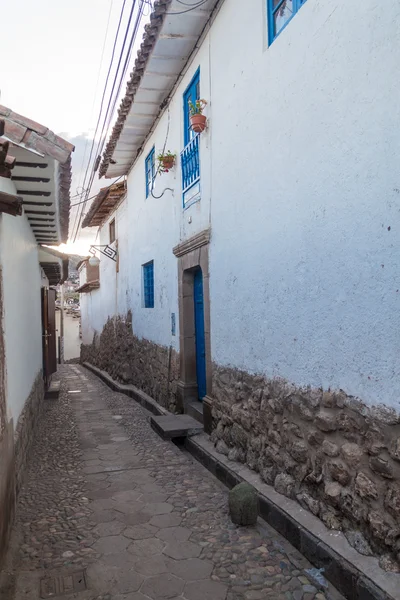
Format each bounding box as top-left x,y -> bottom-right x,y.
0,364 -> 346,600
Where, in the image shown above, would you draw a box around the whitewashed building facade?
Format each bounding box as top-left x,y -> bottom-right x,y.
0,107 -> 72,562
79,0 -> 400,568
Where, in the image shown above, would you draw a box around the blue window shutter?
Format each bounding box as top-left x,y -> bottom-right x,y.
267,0 -> 307,44
145,147 -> 155,198
183,68 -> 200,147
143,261 -> 154,308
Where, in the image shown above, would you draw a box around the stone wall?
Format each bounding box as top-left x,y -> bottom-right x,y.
0,370 -> 44,566
0,266 -> 5,440
14,371 -> 45,496
0,420 -> 14,567
81,313 -> 180,413
210,365 -> 400,570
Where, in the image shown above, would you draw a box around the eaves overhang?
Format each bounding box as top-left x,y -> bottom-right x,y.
100,0 -> 220,179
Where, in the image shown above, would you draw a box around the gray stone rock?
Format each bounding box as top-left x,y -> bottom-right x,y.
341,443 -> 363,468
321,391 -> 336,408
216,439 -> 229,456
324,481 -> 342,507
315,411 -> 337,432
228,482 -> 258,526
328,460 -> 351,486
379,554 -> 400,573
341,490 -> 367,523
369,456 -> 394,479
296,491 -> 320,516
306,429 -> 324,446
268,429 -> 282,446
364,426 -> 386,456
367,511 -> 390,541
322,440 -> 339,457
344,530 -> 373,556
389,437 -> 400,462
274,473 -> 295,498
260,465 -> 277,486
370,405 -> 400,426
228,446 -> 246,463
289,439 -> 308,463
385,483 -> 400,518
231,423 -> 248,449
246,448 -> 259,471
320,507 -> 341,530
354,472 -> 378,500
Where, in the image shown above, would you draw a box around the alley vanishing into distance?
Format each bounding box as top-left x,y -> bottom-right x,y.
0,365 -> 343,600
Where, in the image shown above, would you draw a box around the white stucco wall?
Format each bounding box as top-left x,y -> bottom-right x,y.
0,178 -> 43,424
85,0 -> 400,410
83,43 -> 212,352
208,0 -> 400,409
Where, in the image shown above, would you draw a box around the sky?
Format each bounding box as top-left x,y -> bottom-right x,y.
0,0 -> 149,255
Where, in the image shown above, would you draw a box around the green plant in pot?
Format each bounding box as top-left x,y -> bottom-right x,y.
157,150 -> 176,173
189,99 -> 207,133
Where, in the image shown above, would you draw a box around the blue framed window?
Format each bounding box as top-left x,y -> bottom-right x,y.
145,147 -> 155,198
183,69 -> 200,147
268,0 -> 307,43
143,261 -> 154,308
181,69 -> 201,207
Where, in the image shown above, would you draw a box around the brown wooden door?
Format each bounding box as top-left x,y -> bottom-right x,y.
47,289 -> 57,376
41,287 -> 57,385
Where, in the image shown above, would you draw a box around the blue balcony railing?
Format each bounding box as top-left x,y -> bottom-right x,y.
181,134 -> 200,196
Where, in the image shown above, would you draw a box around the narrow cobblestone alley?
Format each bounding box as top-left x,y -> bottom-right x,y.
0,366 -> 344,600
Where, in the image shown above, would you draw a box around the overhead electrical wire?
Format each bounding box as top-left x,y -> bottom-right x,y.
73,0 -> 148,243
167,0 -> 210,15
69,175 -> 124,208
71,0 -> 130,242
73,0 -> 204,242
70,1 -> 115,241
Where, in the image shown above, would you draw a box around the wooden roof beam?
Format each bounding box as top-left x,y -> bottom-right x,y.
0,190 -> 23,216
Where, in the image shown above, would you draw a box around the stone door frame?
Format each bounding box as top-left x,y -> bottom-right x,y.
173,229 -> 212,415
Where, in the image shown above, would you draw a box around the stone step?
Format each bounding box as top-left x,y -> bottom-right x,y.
45,379 -> 60,400
150,414 -> 203,440
185,401 -> 204,425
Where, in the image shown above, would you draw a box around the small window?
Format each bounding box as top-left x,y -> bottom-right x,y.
109,219 -> 116,244
267,0 -> 307,43
143,261 -> 154,308
145,147 -> 155,198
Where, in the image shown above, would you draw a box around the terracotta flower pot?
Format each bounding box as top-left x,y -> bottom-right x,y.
162,156 -> 175,170
190,114 -> 207,133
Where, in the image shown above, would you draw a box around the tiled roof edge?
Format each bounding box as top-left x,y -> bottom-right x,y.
59,155 -> 72,243
82,181 -> 126,228
99,0 -> 172,178
0,105 -> 74,164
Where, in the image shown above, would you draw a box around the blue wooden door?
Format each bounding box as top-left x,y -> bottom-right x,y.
193,268 -> 206,400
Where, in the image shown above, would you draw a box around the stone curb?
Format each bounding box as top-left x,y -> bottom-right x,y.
185,435 -> 398,600
81,362 -> 398,600
82,362 -> 168,418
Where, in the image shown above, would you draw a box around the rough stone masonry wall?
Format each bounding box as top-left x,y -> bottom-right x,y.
80,313 -> 180,413
210,365 -> 400,571
14,371 -> 45,496
0,370 -> 44,566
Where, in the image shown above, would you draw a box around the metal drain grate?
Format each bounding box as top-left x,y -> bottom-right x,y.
40,570 -> 87,598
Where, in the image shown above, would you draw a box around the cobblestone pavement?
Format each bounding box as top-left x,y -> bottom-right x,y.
0,365 -> 344,600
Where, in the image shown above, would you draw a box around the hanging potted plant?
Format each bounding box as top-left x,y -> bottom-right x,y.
157,150 -> 176,173
189,99 -> 207,133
